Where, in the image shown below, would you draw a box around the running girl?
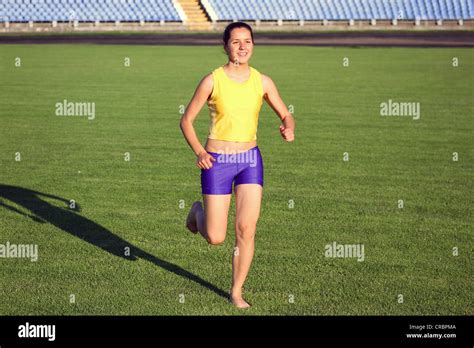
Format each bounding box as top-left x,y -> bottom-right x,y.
180,22 -> 295,308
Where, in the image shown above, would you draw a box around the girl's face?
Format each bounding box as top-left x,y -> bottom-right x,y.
225,27 -> 254,65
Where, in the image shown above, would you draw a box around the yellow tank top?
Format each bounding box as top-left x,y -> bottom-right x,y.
207,66 -> 264,142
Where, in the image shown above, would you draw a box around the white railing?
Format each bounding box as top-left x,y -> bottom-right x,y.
172,0 -> 188,22
201,0 -> 218,22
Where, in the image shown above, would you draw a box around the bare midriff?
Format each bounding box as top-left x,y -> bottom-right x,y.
205,138 -> 257,154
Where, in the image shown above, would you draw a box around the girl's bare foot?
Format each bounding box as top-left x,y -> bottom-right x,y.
186,201 -> 201,234
230,289 -> 251,309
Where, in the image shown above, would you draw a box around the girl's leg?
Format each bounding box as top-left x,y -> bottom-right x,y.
188,194 -> 231,245
231,183 -> 262,308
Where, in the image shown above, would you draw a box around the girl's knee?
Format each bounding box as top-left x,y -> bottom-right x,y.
235,221 -> 257,240
206,232 -> 226,245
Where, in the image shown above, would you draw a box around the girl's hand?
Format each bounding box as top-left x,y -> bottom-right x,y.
196,151 -> 216,170
279,125 -> 295,142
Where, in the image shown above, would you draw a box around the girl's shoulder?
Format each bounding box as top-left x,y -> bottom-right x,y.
201,71 -> 215,85
194,72 -> 214,97
251,66 -> 269,81
258,72 -> 274,93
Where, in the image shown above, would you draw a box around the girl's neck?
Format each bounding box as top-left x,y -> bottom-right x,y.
225,61 -> 250,74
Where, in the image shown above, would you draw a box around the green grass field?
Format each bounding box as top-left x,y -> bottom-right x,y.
0,44 -> 472,315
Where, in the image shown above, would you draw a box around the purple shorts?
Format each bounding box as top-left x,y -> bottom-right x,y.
201,146 -> 264,195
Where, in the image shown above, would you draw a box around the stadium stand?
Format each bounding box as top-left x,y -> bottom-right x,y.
205,0 -> 474,21
0,0 -> 181,22
0,0 -> 472,29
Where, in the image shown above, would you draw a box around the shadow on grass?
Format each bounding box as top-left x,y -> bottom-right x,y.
0,184 -> 229,301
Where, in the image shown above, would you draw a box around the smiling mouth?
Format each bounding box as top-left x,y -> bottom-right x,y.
237,52 -> 248,57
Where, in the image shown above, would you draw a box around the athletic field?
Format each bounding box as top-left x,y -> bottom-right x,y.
0,44 -> 472,315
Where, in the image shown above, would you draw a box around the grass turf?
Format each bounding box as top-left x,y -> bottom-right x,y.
0,44 -> 472,315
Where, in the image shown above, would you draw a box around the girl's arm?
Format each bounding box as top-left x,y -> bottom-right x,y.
179,74 -> 216,169
262,74 -> 295,142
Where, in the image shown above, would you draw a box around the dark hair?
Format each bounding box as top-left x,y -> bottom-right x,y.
223,21 -> 254,47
